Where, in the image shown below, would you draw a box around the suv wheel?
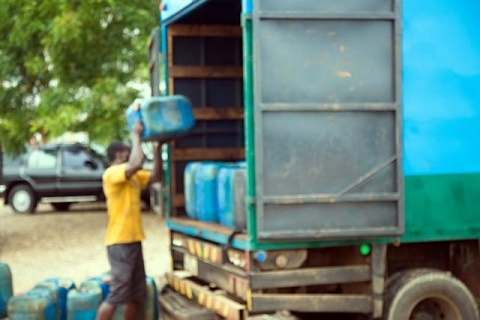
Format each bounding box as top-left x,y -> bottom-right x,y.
9,185 -> 37,213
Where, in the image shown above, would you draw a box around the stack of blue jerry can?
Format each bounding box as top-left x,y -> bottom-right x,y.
110,276 -> 159,320
83,273 -> 111,301
33,280 -> 60,320
184,161 -> 203,219
8,288 -> 56,320
217,164 -> 240,228
217,162 -> 247,230
0,262 -> 13,318
144,276 -> 159,320
195,162 -> 225,222
67,281 -> 103,320
43,277 -> 76,320
232,167 -> 247,230
184,161 -> 248,229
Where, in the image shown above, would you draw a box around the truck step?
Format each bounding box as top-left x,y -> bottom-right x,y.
159,287 -> 215,320
165,272 -> 246,320
246,311 -> 301,320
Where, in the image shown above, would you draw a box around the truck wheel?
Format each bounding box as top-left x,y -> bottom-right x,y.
384,269 -> 479,320
9,185 -> 37,213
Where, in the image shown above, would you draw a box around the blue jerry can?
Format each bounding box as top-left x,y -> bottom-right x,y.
126,95 -> 195,141
8,289 -> 56,320
67,285 -> 102,320
0,262 -> 13,318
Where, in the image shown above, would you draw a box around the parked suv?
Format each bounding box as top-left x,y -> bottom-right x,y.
1,143 -> 108,213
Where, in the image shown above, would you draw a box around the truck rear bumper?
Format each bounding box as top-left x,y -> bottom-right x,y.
164,271 -> 246,320
160,276 -> 301,320
159,287 -> 215,320
169,232 -> 387,317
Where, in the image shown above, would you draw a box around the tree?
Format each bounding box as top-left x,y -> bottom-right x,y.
0,0 -> 159,154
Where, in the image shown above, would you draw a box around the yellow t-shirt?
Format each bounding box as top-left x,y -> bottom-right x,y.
102,163 -> 151,246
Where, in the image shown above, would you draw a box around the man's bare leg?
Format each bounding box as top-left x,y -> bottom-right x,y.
124,301 -> 140,320
96,301 -> 116,320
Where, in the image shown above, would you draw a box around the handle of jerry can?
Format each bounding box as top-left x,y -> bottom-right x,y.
130,101 -> 145,138
133,101 -> 143,122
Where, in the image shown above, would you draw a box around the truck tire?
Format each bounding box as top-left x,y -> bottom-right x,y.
9,184 -> 37,213
384,269 -> 479,320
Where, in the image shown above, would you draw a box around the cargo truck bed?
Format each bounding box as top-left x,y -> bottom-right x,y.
168,217 -> 248,250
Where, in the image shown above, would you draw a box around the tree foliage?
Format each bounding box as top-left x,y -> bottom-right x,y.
0,0 -> 159,154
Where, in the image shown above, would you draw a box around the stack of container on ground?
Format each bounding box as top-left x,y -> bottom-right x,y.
0,262 -> 13,319
0,263 -> 159,320
7,277 -> 74,319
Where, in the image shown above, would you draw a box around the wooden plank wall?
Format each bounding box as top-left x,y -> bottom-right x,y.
167,24 -> 245,215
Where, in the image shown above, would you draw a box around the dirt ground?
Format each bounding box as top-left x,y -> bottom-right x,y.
0,201 -> 171,294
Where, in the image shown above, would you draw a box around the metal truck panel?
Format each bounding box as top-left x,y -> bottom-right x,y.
160,0 -> 209,24
400,0 -> 480,242
159,0 -> 480,249
252,0 -> 403,240
403,0 -> 480,176
404,173 -> 480,242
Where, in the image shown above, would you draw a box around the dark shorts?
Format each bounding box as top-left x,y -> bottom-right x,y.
106,242 -> 147,305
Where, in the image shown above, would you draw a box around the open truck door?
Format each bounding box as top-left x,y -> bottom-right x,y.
252,0 -> 403,242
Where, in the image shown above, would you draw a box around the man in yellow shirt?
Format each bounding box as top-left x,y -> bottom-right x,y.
96,120 -> 165,320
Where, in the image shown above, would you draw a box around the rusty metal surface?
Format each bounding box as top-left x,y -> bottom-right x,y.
449,241 -> 480,299
253,0 -> 403,241
249,293 -> 372,314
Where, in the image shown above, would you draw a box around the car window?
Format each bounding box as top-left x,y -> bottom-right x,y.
63,149 -> 104,170
4,154 -> 24,167
27,149 -> 57,169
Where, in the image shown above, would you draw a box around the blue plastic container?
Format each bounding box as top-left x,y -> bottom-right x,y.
26,288 -> 56,320
66,286 -> 102,320
82,274 -> 111,300
217,165 -> 237,228
0,262 -> 13,318
233,167 -> 247,230
144,276 -> 159,320
236,161 -> 246,168
34,281 -> 60,320
111,276 -> 159,320
218,164 -> 247,230
8,289 -> 56,320
184,162 -> 203,219
45,277 -> 76,320
195,163 -> 226,222
126,95 -> 195,141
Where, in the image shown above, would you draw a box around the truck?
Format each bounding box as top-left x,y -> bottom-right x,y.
148,0 -> 480,319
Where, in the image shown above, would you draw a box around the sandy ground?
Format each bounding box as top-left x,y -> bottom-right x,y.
0,201 -> 171,294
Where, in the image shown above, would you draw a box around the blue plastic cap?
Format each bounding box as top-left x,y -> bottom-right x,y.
255,251 -> 267,262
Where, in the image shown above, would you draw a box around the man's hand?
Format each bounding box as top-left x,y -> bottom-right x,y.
132,120 -> 144,136
153,140 -> 167,150
125,120 -> 145,179
148,139 -> 172,185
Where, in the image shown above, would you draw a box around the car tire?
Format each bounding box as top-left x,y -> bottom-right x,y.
384,268 -> 479,320
9,184 -> 37,213
51,203 -> 72,211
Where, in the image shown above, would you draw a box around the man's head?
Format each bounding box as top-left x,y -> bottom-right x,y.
106,141 -> 130,164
